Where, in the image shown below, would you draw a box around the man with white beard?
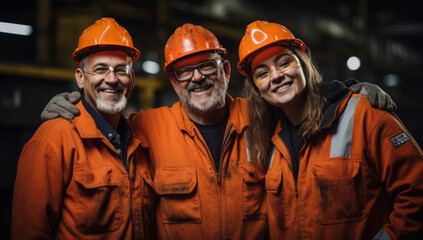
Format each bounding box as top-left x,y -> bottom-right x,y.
11,18 -> 155,240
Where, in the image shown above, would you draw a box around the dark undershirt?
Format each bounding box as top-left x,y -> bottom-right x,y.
278,79 -> 352,181
81,96 -> 130,169
193,111 -> 229,172
281,120 -> 304,181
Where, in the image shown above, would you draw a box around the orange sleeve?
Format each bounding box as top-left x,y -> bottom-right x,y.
370,112 -> 423,239
12,133 -> 67,239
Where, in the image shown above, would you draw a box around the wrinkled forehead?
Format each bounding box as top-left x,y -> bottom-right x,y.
172,51 -> 220,69
83,50 -> 131,66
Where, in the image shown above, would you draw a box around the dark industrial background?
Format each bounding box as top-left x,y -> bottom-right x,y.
1,0 -> 422,238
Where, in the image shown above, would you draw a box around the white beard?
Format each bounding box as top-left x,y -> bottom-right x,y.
96,95 -> 127,115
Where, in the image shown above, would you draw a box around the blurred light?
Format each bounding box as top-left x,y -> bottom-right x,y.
14,88 -> 21,108
211,1 -> 226,18
347,56 -> 361,71
383,74 -> 400,87
0,21 -> 33,36
327,21 -> 344,37
142,60 -> 160,74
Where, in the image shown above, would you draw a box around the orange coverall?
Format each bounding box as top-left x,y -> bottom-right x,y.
266,92 -> 423,240
129,95 -> 269,240
12,101 -> 155,240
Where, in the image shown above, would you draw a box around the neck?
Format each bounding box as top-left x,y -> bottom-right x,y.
281,97 -> 307,125
186,105 -> 228,125
101,113 -> 121,129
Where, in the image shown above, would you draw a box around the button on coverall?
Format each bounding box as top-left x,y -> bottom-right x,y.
12,101 -> 155,239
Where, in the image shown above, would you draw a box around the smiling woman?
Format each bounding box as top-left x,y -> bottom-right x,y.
238,20 -> 423,240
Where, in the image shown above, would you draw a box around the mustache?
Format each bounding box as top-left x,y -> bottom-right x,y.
95,83 -> 124,91
186,78 -> 215,91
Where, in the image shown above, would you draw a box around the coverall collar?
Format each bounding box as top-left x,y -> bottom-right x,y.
274,80 -> 352,139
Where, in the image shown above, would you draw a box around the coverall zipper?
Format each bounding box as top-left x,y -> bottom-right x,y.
218,123 -> 234,184
194,123 -> 235,240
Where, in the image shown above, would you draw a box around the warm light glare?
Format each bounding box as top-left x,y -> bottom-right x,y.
347,56 -> 361,71
0,22 -> 33,36
142,60 -> 160,74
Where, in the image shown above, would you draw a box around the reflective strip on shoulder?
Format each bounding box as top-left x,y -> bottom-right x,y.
245,131 -> 251,162
268,145 -> 276,169
330,97 -> 360,158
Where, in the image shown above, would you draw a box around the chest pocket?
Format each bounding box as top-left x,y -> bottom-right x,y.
73,165 -> 124,234
154,165 -> 201,223
239,162 -> 268,220
312,159 -> 366,224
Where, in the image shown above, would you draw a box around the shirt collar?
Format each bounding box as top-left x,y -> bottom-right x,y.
81,95 -> 130,143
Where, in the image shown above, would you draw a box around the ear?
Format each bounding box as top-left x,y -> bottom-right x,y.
75,68 -> 84,89
131,69 -> 135,88
169,73 -> 178,90
223,59 -> 231,84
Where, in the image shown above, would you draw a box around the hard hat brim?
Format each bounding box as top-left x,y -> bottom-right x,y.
237,39 -> 305,76
72,45 -> 140,64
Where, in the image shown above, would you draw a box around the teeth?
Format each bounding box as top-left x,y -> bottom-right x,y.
103,89 -> 119,93
275,83 -> 291,92
192,86 -> 210,92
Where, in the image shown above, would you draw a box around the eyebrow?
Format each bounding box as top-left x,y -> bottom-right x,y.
91,63 -> 128,68
253,53 -> 291,71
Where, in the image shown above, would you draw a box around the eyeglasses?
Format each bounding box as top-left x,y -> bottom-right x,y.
83,65 -> 131,78
174,59 -> 221,81
252,54 -> 300,87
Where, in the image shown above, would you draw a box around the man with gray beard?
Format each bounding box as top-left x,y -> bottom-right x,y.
40,23 -> 396,240
12,18 -> 155,239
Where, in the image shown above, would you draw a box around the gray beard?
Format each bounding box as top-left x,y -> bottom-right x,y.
96,95 -> 127,115
180,77 -> 228,113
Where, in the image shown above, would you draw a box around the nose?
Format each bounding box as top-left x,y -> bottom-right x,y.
191,68 -> 205,82
104,70 -> 119,84
269,67 -> 283,83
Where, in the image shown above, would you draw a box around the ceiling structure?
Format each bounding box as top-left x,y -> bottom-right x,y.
0,0 -> 422,139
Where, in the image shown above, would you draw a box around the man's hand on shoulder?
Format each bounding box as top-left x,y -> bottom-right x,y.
349,81 -> 397,112
41,91 -> 81,121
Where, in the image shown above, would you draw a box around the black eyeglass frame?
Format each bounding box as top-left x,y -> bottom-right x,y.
174,59 -> 222,81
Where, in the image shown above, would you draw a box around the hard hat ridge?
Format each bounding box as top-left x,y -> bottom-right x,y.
72,17 -> 140,63
237,20 -> 305,76
163,23 -> 227,72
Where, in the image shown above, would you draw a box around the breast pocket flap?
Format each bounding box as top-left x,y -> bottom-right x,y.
74,166 -> 116,189
239,162 -> 265,184
265,169 -> 282,193
154,165 -> 197,195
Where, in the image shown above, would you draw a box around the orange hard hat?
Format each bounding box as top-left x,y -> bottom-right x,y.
72,17 -> 140,63
237,20 -> 305,76
163,23 -> 227,72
